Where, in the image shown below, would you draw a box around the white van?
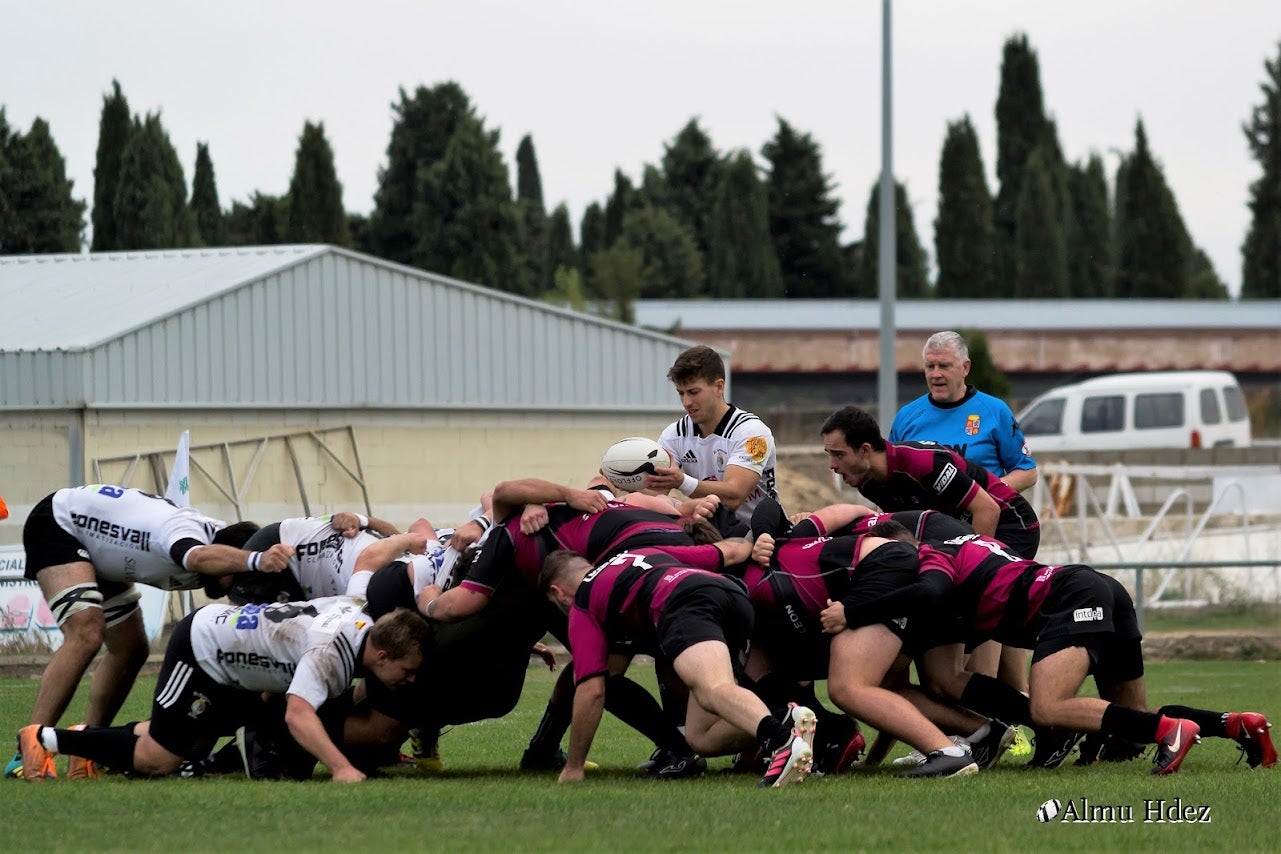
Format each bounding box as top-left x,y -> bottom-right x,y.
1017,371 -> 1252,452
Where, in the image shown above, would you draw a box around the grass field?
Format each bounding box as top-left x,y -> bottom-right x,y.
2,660 -> 1278,853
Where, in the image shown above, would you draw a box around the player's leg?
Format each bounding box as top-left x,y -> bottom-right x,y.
28,563 -> 104,730
82,586 -> 149,727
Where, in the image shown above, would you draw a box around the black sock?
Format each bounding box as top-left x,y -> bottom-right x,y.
526,697 -> 572,753
604,674 -> 690,753
54,724 -> 139,772
748,673 -> 793,717
756,715 -> 792,753
1156,705 -> 1228,738
960,674 -> 1033,725
1100,704 -> 1162,744
787,682 -> 847,732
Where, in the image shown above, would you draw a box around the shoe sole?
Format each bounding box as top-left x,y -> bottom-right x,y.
770,745 -> 813,788
974,726 -> 1018,769
790,706 -> 817,752
897,759 -> 980,779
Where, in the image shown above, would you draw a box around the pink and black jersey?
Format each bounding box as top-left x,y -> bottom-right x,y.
567,550 -> 726,684
737,534 -> 876,621
857,441 -> 1040,558
459,502 -> 700,598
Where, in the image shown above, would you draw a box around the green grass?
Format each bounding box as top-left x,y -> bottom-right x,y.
1142,603 -> 1281,634
2,661 -> 1278,852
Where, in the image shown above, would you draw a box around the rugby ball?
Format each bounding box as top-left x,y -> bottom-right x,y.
600,437 -> 672,492
1036,798 -> 1062,823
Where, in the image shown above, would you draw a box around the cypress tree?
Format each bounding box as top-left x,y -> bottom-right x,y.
707,150 -> 782,298
1013,145 -> 1069,297
861,180 -> 930,298
113,113 -> 198,249
92,80 -> 131,251
1242,42 -> 1281,298
515,134 -> 547,296
958,328 -> 1012,400
660,118 -> 721,258
546,203 -> 577,282
225,193 -> 288,246
0,117 -> 85,253
603,169 -> 634,248
1114,120 -> 1187,298
621,204 -> 705,299
994,34 -> 1050,297
190,142 -> 225,246
934,115 -> 995,298
1066,155 -> 1112,297
762,117 -> 851,297
286,121 -> 350,246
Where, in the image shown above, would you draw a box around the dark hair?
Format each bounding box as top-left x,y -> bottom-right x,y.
820,405 -> 886,451
667,345 -> 725,386
680,515 -> 723,545
212,520 -> 261,549
866,519 -> 916,543
368,608 -> 431,660
539,549 -> 588,594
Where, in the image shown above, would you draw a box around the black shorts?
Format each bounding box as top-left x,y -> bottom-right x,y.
656,575 -> 754,670
1030,567 -> 1144,685
22,493 -> 85,579
841,540 -> 924,646
751,602 -> 831,682
148,614 -> 263,758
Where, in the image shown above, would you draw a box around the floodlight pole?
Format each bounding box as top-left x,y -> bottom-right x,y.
877,0 -> 898,426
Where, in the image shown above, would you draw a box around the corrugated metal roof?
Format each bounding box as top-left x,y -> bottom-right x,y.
0,245 -> 327,351
634,298 -> 1281,331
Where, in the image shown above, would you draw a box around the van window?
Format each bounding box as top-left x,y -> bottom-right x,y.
1020,398 -> 1064,436
1135,392 -> 1184,429
1080,395 -> 1124,433
1224,385 -> 1248,422
1199,388 -> 1222,424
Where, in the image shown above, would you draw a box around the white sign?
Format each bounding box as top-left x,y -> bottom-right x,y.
0,545 -> 62,650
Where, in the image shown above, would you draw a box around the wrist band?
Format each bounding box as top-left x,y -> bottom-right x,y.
678,474 -> 699,496
355,514 -> 369,530
246,551 -> 262,572
425,598 -> 439,619
472,515 -> 492,531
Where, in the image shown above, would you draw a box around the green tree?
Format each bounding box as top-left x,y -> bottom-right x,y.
958,328 -> 1011,400
994,34 -> 1050,298
411,113 -> 522,291
1013,145 -> 1069,297
91,80 -> 131,251
861,180 -> 930,298
589,241 -> 645,323
542,265 -> 588,312
762,117 -> 851,297
225,193 -> 288,245
113,113 -> 197,249
286,121 -> 350,246
1185,246 -> 1229,299
621,204 -> 705,299
190,142 -> 225,246
603,169 -> 634,248
1242,42 -> 1281,298
579,201 -> 605,291
515,134 -> 547,296
707,150 -> 782,298
370,82 -> 475,264
0,117 -> 85,253
1114,120 -> 1188,299
660,118 -> 721,257
1066,155 -> 1112,297
934,115 -> 995,298
546,203 -> 577,283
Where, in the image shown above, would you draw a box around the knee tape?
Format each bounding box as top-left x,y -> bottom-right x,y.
48,583 -> 104,627
101,587 -> 143,628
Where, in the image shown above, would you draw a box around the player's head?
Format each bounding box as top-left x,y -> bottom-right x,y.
366,608 -> 428,688
922,331 -> 971,403
680,514 -> 723,545
212,521 -> 261,549
821,406 -> 884,489
539,549 -> 592,613
667,345 -> 728,425
865,519 -> 916,544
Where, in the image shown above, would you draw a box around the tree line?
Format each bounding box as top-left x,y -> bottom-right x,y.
1,35 -> 1278,308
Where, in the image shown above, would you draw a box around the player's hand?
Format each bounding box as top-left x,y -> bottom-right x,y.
558,765 -> 586,783
689,495 -> 719,519
331,766 -> 366,783
751,533 -> 775,565
520,503 -> 550,534
787,511 -> 812,525
257,543 -> 294,573
717,538 -> 752,565
820,598 -> 847,634
448,518 -> 487,551
566,489 -> 608,515
417,583 -> 443,618
532,641 -> 557,671
402,531 -> 431,555
644,464 -> 685,492
330,512 -> 364,538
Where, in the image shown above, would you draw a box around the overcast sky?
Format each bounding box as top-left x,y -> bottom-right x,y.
4,1 -> 1277,296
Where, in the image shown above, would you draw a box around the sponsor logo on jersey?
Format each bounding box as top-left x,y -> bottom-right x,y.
784,604 -> 806,633
69,514 -> 152,550
188,691 -> 209,719
215,648 -> 297,674
76,548 -> 91,560
680,450 -> 698,464
744,436 -> 769,463
714,450 -> 726,473
932,463 -> 958,493
1073,607 -> 1104,622
965,415 -> 981,436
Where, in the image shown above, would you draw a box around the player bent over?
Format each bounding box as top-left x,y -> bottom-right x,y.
540,549 -> 815,788
17,598 -> 426,783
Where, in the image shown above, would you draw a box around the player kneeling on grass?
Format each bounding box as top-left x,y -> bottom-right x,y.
821,530 -> 1276,775
540,549 -> 815,788
17,599 -> 426,783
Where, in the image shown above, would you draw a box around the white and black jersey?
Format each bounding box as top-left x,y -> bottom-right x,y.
659,405 -> 778,525
47,485 -> 223,590
189,596 -> 369,710
275,517 -> 382,599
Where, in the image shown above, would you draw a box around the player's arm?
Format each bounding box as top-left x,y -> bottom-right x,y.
960,487 -> 1001,537
178,541 -> 293,576
417,582 -> 489,623
647,464 -> 760,510
561,673 -> 606,783
492,478 -> 608,519
1000,468 -> 1038,493
284,693 -> 365,783
330,512 -> 399,538
808,503 -> 877,533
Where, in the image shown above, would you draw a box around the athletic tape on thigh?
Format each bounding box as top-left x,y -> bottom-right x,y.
101,586 -> 143,628
48,583 -> 104,626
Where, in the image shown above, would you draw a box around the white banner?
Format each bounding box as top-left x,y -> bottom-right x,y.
0,545 -> 61,650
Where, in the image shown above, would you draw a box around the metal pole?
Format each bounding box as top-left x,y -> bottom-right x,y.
877,0 -> 897,426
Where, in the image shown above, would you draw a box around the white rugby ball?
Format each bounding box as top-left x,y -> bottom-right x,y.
1036,798 -> 1062,823
600,437 -> 672,492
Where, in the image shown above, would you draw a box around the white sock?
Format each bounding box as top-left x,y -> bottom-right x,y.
967,723 -> 991,743
940,745 -> 968,758
39,727 -> 59,752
